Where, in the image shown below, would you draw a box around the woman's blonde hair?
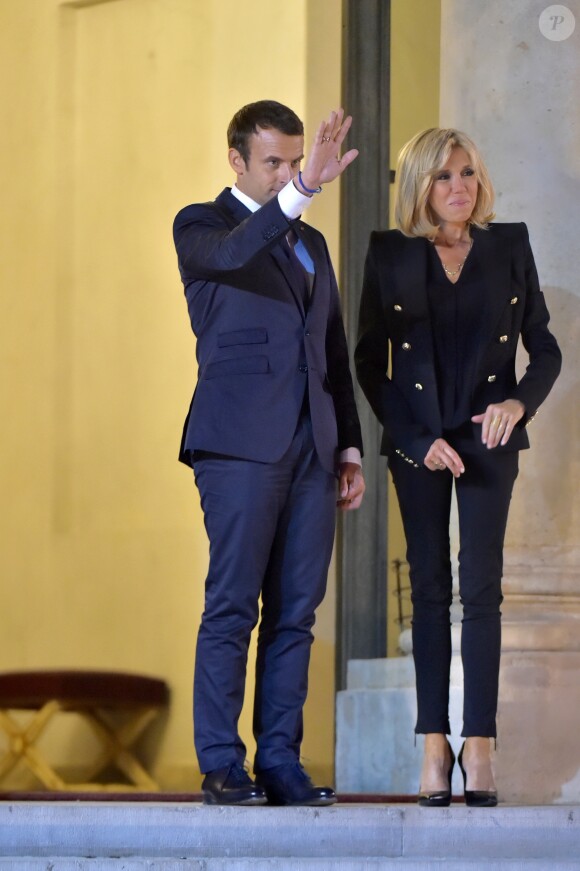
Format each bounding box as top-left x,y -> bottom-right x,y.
394,128 -> 495,238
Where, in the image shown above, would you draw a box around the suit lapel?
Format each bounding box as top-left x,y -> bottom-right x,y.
295,222 -> 320,293
471,226 -> 512,337
390,236 -> 439,430
470,226 -> 513,377
270,242 -> 308,317
391,236 -> 434,360
272,220 -> 322,318
392,235 -> 431,318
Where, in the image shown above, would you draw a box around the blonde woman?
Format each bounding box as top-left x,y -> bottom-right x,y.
355,128 -> 561,806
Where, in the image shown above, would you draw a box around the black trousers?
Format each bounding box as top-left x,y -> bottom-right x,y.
390,448 -> 519,738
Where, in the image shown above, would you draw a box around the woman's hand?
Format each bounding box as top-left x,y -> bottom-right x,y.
471,399 -> 525,449
298,109 -> 359,193
424,439 -> 465,477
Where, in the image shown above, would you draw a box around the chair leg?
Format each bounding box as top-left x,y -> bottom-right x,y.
79,706 -> 161,790
21,742 -> 68,791
0,710 -> 22,781
0,702 -> 65,790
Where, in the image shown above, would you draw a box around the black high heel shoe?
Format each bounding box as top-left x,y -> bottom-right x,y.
458,742 -> 498,807
417,740 -> 455,807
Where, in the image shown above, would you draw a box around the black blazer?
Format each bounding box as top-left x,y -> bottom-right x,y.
355,223 -> 562,467
174,188 -> 362,474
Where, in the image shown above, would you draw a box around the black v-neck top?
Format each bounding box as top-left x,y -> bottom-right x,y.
427,240 -> 484,436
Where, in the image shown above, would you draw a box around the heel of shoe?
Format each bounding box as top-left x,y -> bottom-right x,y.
458,741 -> 498,807
417,738 -> 455,808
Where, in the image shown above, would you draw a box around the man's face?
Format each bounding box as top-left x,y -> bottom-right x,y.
229,127 -> 304,206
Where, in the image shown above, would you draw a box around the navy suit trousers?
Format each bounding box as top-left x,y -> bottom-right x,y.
192,412 -> 336,773
390,448 -> 519,738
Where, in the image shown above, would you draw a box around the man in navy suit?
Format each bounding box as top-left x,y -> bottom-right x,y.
173,101 -> 365,806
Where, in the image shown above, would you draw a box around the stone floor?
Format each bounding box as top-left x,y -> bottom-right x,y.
0,801 -> 579,869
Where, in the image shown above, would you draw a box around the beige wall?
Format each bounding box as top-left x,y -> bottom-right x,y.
0,0 -> 342,789
386,0 -> 441,656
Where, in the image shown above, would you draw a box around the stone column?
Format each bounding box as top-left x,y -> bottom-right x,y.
336,1 -> 579,803
336,0 -> 391,690
439,0 -> 580,805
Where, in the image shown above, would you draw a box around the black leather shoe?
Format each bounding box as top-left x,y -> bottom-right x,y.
202,763 -> 267,806
458,743 -> 498,807
255,762 -> 336,806
417,740 -> 455,808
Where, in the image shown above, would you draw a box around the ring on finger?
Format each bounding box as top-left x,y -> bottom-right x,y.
322,136 -> 331,142
491,416 -> 501,428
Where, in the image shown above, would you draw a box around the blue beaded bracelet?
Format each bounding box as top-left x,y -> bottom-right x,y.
298,171 -> 322,195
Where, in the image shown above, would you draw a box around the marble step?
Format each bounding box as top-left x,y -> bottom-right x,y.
1,860 -> 580,870
0,802 -> 578,869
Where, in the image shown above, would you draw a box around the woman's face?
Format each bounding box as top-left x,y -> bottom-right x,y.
427,146 -> 478,226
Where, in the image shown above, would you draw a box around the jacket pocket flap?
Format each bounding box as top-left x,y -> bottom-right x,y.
204,355 -> 270,379
217,328 -> 268,348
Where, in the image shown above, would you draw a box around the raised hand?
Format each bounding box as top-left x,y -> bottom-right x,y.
298,109 -> 359,194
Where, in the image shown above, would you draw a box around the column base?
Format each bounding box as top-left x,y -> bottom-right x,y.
336,649 -> 580,803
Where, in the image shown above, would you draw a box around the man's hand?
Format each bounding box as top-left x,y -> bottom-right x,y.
471,399 -> 525,449
337,462 -> 365,511
298,109 -> 359,193
424,438 -> 465,477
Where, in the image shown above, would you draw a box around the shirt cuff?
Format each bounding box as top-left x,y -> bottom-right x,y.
278,178 -> 313,220
339,448 -> 362,467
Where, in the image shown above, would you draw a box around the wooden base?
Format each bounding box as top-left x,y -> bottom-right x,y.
0,670 -> 169,792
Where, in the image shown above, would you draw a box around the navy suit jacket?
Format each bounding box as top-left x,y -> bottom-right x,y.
355,223 -> 562,467
174,188 -> 362,475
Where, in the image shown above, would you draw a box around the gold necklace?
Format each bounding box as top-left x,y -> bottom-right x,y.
440,237 -> 473,277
